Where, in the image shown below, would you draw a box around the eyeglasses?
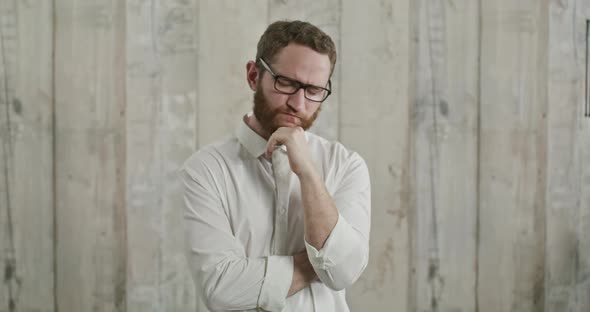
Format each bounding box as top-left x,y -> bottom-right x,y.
258,58 -> 332,103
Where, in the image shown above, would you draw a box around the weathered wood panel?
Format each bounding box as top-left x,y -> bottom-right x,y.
0,1 -> 54,311
267,0 -> 340,141
545,1 -> 590,311
478,0 -> 548,311
54,1 -> 127,311
197,0 -> 268,147
340,0 -> 411,310
126,0 -> 199,311
413,0 -> 479,311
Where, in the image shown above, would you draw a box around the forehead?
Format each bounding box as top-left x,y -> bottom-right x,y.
270,43 -> 331,86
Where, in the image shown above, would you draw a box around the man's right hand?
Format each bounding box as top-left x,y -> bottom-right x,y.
287,250 -> 318,296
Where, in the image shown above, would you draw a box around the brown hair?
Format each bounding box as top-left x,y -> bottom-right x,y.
255,20 -> 337,77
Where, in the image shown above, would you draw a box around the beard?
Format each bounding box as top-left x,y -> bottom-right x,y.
252,84 -> 321,135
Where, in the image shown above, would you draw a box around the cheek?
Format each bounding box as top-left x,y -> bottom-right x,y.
307,103 -> 321,115
265,90 -> 287,108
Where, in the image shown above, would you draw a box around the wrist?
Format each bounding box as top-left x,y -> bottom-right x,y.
289,253 -> 317,296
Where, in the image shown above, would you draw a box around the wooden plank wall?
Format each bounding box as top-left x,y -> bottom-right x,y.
478,1 -> 548,311
546,0 -> 590,311
340,0 -> 411,310
413,0 -> 479,311
0,1 -> 54,311
126,0 -> 199,311
54,1 -> 127,311
1,0 -> 589,311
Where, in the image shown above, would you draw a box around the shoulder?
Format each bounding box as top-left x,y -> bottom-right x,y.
306,132 -> 369,186
307,132 -> 367,168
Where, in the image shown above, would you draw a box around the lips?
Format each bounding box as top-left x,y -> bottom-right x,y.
280,112 -> 300,122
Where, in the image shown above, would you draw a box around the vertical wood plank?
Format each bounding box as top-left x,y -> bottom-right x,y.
0,96 -> 6,310
197,0 -> 268,148
126,0 -> 198,311
268,0 -> 341,141
413,0 -> 479,310
0,1 -> 54,310
545,1 -> 590,311
478,0 -> 548,311
54,0 -> 127,310
340,0 -> 411,310
0,81 -> 6,308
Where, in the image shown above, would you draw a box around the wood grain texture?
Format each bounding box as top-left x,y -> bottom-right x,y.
54,0 -> 127,311
197,0 -> 268,148
0,1 -> 54,311
268,0 -> 340,141
478,0 -> 548,311
545,0 -> 590,311
126,0 -> 198,311
340,0 -> 411,310
413,0 -> 479,311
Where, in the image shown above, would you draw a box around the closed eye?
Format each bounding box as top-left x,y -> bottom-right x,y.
307,86 -> 324,95
276,76 -> 299,88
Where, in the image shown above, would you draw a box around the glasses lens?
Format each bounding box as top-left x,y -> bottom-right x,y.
274,76 -> 330,102
305,86 -> 328,102
275,77 -> 299,93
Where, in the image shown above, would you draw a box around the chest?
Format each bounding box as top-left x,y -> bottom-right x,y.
221,159 -> 308,256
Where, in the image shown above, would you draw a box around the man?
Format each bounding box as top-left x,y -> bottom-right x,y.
180,20 -> 371,312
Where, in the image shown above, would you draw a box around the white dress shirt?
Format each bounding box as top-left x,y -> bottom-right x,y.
179,114 -> 371,312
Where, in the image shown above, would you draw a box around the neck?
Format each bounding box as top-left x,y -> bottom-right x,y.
244,114 -> 271,140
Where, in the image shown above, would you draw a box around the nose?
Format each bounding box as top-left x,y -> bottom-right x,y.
287,88 -> 306,112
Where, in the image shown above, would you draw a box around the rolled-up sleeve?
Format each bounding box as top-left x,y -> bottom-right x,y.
180,159 -> 293,311
304,153 -> 371,291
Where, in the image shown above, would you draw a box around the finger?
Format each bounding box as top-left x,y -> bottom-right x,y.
265,147 -> 274,159
266,130 -> 288,157
265,135 -> 279,158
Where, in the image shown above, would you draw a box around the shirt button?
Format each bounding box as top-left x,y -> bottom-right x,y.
280,207 -> 287,214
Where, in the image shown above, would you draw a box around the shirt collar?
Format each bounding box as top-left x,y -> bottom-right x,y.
237,113 -> 268,158
236,112 -> 309,158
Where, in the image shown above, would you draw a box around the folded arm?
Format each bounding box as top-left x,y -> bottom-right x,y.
299,152 -> 371,291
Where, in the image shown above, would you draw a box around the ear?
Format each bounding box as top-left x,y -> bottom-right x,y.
246,61 -> 259,91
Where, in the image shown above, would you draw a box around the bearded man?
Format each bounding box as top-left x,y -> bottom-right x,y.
180,20 -> 371,312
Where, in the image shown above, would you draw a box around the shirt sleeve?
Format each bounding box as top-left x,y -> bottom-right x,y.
304,152 -> 371,291
179,157 -> 293,312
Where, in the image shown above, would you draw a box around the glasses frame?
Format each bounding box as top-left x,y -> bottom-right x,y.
258,58 -> 332,103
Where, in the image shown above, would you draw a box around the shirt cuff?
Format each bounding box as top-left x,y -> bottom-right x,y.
258,255 -> 293,311
305,213 -> 357,271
